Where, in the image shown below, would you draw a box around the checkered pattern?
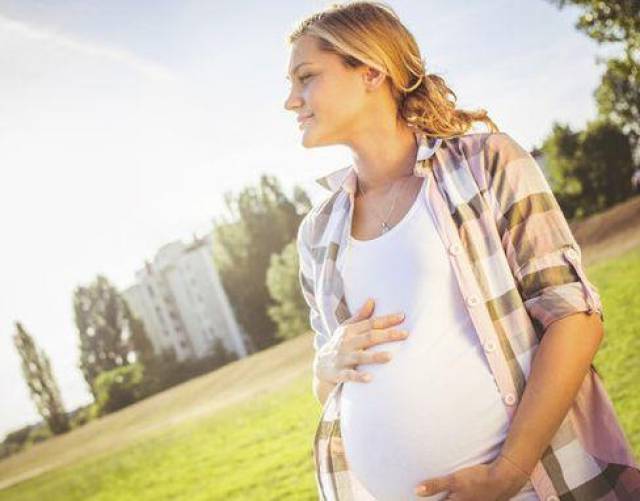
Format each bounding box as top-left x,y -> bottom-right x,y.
297,130 -> 640,500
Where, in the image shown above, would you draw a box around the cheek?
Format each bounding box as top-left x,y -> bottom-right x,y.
309,83 -> 357,122
303,82 -> 324,113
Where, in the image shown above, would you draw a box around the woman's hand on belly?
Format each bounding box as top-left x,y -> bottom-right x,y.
314,298 -> 410,385
413,457 -> 530,500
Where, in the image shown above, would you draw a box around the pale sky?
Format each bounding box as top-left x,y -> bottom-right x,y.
0,0 -> 620,439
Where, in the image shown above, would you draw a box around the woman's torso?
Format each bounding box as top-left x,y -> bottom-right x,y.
340,174 -> 538,500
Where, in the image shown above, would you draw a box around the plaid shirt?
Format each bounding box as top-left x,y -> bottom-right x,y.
297,130 -> 640,500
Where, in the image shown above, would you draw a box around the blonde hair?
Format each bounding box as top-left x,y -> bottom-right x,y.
287,0 -> 499,139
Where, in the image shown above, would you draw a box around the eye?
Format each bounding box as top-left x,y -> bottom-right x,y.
299,73 -> 312,82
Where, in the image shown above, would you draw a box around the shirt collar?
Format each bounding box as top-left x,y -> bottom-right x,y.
313,129 -> 443,194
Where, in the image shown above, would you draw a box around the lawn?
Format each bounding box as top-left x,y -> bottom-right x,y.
0,374 -> 322,501
588,245 -> 640,457
1,246 -> 638,500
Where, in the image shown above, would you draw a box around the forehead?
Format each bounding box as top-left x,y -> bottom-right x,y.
287,35 -> 323,73
290,34 -> 320,59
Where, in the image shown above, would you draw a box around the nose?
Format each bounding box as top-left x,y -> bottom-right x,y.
283,87 -> 302,112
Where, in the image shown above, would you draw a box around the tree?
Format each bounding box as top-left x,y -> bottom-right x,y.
211,174 -> 311,351
594,55 -> 640,156
123,301 -> 155,367
546,0 -> 639,51
547,0 -> 640,156
266,239 -> 309,341
540,123 -> 584,218
12,322 -> 70,434
74,274 -> 134,399
541,120 -> 634,218
540,123 -> 581,191
575,119 -> 635,212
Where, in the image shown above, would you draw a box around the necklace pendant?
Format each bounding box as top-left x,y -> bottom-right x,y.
381,221 -> 390,233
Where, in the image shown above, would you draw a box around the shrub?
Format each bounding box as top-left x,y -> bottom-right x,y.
92,363 -> 145,417
25,423 -> 52,446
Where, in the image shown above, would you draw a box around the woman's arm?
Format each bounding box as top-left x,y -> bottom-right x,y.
415,132 -> 607,498
492,310 -> 604,485
482,131 -> 606,484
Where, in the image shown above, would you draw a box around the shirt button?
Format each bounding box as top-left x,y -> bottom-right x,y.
466,295 -> 479,307
504,393 -> 517,406
449,243 -> 462,255
565,248 -> 578,260
484,340 -> 496,353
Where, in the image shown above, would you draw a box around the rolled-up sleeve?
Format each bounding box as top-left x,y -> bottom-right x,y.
296,212 -> 331,351
483,132 -> 604,335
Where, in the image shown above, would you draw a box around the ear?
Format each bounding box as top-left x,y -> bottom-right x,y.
362,66 -> 387,91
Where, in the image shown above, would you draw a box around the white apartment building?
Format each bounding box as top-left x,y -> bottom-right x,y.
123,232 -> 250,362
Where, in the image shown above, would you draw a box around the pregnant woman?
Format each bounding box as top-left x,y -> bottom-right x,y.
285,2 -> 640,500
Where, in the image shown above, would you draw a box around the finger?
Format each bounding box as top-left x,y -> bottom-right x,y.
352,311 -> 406,335
343,298 -> 375,325
338,369 -> 372,383
415,474 -> 452,497
348,349 -> 393,366
351,328 -> 409,349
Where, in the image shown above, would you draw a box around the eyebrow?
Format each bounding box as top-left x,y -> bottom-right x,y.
285,61 -> 312,81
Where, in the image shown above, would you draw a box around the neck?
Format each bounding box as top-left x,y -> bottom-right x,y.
350,122 -> 419,195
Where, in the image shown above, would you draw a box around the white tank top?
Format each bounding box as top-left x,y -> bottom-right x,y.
340,175 -> 538,500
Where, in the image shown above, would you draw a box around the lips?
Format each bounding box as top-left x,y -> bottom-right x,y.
297,114 -> 314,124
298,114 -> 314,130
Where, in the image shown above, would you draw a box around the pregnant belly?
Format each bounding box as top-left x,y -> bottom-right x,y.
339,339 -> 512,501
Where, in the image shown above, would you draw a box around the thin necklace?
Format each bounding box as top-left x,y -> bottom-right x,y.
356,169 -> 413,236
344,169 -> 416,288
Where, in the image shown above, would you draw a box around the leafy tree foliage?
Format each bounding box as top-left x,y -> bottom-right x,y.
595,55 -> 640,153
541,120 -> 634,218
12,322 -> 70,434
211,174 -> 311,351
92,363 -> 145,417
547,0 -> 639,50
547,0 -> 640,154
266,239 -> 309,341
74,275 -> 140,399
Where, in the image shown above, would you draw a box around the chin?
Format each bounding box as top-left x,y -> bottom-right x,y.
301,128 -> 319,147
302,128 -> 338,148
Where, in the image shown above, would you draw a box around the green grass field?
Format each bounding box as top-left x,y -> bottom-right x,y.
1,246 -> 638,501
588,245 -> 640,455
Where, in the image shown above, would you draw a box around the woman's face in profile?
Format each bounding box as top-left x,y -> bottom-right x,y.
284,35 -> 372,148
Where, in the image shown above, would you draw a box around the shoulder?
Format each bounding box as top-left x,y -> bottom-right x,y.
442,131 -> 526,158
449,131 -> 534,178
435,131 -> 543,199
481,131 -> 530,159
479,132 -> 537,176
434,131 -> 526,173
